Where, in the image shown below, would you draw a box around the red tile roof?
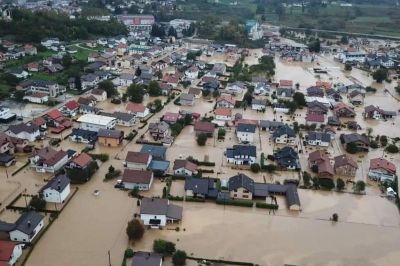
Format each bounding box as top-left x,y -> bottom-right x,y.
194,121 -> 215,133
64,100 -> 79,111
163,112 -> 180,123
126,102 -> 146,113
0,240 -> 15,262
217,95 -> 236,105
306,113 -> 324,122
173,159 -> 198,172
46,109 -> 63,120
236,119 -> 258,126
279,79 -> 293,87
31,117 -> 46,126
125,151 -> 150,164
72,153 -> 93,168
370,158 -> 396,174
215,108 -> 232,117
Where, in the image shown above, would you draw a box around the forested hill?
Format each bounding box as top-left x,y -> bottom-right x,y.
0,9 -> 128,43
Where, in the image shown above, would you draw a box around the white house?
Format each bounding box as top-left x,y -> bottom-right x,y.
40,175 -> 71,203
91,89 -> 107,102
236,124 -> 256,144
214,108 -> 232,126
185,65 -> 199,79
173,159 -> 198,177
140,198 -> 183,228
216,95 -> 236,108
226,81 -> 246,95
124,151 -> 152,170
307,132 -> 331,147
30,147 -> 69,173
251,99 -> 266,111
77,114 -> 116,132
121,169 -> 153,190
9,211 -> 44,243
6,123 -> 40,142
272,125 -> 296,145
126,103 -> 149,119
225,145 -> 257,165
0,240 -> 23,266
23,92 -> 49,104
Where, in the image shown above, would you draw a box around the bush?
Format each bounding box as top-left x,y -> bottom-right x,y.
370,141 -> 379,149
336,178 -> 345,191
124,248 -> 134,258
385,144 -> 399,154
217,128 -> 226,139
332,213 -> 339,222
303,171 -> 312,187
29,195 -> 46,211
105,169 -> 121,180
187,157 -> 215,166
172,250 -> 187,266
153,239 -> 176,255
49,138 -> 61,146
345,142 -> 358,154
250,163 -> 261,173
196,133 -> 207,146
89,153 -> 109,162
168,195 -> 184,201
263,164 -> 277,173
319,178 -> 335,190
126,219 -> 145,241
255,202 -> 279,209
215,199 -> 253,207
380,135 -> 388,147
354,180 -> 366,192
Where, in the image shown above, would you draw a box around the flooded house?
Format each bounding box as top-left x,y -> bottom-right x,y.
225,145 -> 257,165
184,177 -> 218,199
69,128 -> 98,144
259,120 -> 284,132
97,129 -> 124,147
121,169 -> 153,190
236,123 -> 256,144
6,123 -> 40,142
363,105 -> 397,120
131,251 -> 163,266
39,174 -> 71,203
173,159 -> 198,177
0,240 -> 22,265
273,146 -> 300,170
77,114 -> 116,132
340,133 -> 370,152
30,147 -> 68,173
333,103 -> 356,118
272,125 -> 296,145
216,95 -> 236,108
179,93 -> 195,106
368,158 -> 397,182
193,121 -> 215,137
140,145 -> 167,160
308,150 -> 334,179
306,132 -> 331,147
126,103 -> 150,119
334,154 -> 358,178
1,211 -> 45,243
307,100 -> 329,115
148,121 -> 171,140
124,151 -> 152,170
139,198 -> 183,228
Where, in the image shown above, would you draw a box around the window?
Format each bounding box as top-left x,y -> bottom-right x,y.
243,195 -> 249,198
243,190 -> 249,193
233,194 -> 237,197
233,189 -> 237,192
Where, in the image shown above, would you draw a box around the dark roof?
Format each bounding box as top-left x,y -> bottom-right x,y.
140,145 -> 166,159
98,129 -> 123,139
226,145 -> 256,158
259,120 -> 284,129
0,153 -> 15,164
194,121 -> 215,133
228,173 -> 254,193
40,174 -> 70,193
272,125 -> 295,139
13,211 -> 44,236
148,160 -> 170,172
131,252 -> 163,266
184,177 -> 217,197
112,112 -> 135,122
274,147 -> 300,168
71,128 -> 98,141
7,123 -> 39,134
308,131 -> 331,142
122,169 -> 153,184
140,198 -> 182,220
125,151 -> 151,164
173,159 -> 197,172
307,100 -> 328,112
237,124 -> 256,133
0,221 -> 15,232
341,133 -> 369,145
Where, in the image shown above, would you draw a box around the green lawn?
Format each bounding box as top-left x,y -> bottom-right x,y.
0,83 -> 12,99
31,72 -> 61,81
5,50 -> 55,68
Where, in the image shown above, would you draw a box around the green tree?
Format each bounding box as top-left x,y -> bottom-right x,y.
98,80 -> 117,98
385,144 -> 399,153
196,133 -> 207,146
62,54 -> 73,68
344,63 -> 352,71
346,142 -> 358,154
172,250 -> 187,266
303,171 -> 311,187
332,213 -> 339,222
217,128 -> 226,139
336,178 -> 345,191
127,84 -> 146,103
354,180 -> 366,192
319,178 -> 335,190
126,219 -> 145,241
293,92 -> 307,107
148,81 -> 162,97
29,195 -> 46,211
153,239 -> 176,255
372,69 -> 388,83
250,163 -> 261,173
14,90 -> 25,102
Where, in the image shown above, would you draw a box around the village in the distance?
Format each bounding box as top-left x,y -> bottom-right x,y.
1,0 -> 400,266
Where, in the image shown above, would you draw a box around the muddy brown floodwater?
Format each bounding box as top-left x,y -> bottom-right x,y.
4,47 -> 399,266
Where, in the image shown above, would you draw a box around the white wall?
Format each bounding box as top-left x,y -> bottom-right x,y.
140,214 -> 166,227
236,132 -> 254,143
9,220 -> 44,243
43,184 -> 70,203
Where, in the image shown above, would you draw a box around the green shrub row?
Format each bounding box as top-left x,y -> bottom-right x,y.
216,199 -> 253,207
185,197 -> 206,202
255,202 -> 279,210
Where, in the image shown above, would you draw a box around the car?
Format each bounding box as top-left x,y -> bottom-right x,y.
114,182 -> 125,189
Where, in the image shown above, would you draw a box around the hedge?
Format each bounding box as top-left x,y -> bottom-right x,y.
168,195 -> 184,201
89,153 -> 109,162
198,169 -> 214,173
216,199 -> 253,207
185,197 -> 206,202
255,202 -> 279,210
187,158 -> 216,166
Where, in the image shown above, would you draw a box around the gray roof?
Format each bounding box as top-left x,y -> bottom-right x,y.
272,125 -> 295,139
237,124 -> 256,133
184,177 -> 218,198
98,129 -> 123,139
180,93 -> 194,101
308,131 -> 331,142
341,133 -> 369,145
252,99 -> 267,106
141,144 -> 167,159
7,123 -> 39,134
71,128 -> 98,141
259,120 -> 284,129
13,211 -> 44,236
131,252 -> 163,266
228,173 -> 254,193
140,198 -> 182,220
274,147 -> 300,169
0,221 -> 15,232
40,174 -> 70,193
226,145 -> 256,158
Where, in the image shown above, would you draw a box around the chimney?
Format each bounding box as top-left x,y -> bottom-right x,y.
27,220 -> 31,227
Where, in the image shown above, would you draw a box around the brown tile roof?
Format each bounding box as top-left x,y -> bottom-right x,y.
334,154 -> 358,169
122,169 -> 152,184
214,108 -> 232,117
71,153 -> 92,167
194,121 -> 215,133
173,159 -> 198,172
126,102 -> 146,113
370,158 -> 396,174
125,151 -> 150,164
217,95 -> 236,105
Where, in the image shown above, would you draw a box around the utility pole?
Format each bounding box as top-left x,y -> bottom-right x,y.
108,250 -> 111,266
